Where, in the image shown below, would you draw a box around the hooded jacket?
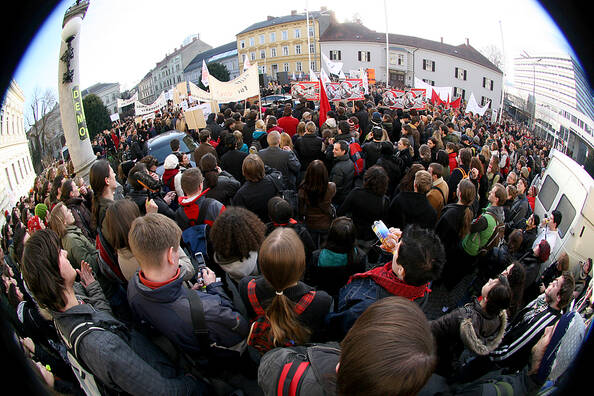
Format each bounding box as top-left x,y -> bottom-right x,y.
431,298 -> 507,377
175,189 -> 225,230
329,154 -> 354,206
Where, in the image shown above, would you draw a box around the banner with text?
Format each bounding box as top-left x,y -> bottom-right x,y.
326,79 -> 365,101
382,89 -> 427,110
116,92 -> 138,108
188,81 -> 213,102
134,91 -> 166,116
290,81 -> 320,101
207,63 -> 259,103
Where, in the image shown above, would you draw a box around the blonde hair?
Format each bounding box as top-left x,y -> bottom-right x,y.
255,119 -> 266,130
128,213 -> 182,270
280,132 -> 293,150
48,202 -> 68,239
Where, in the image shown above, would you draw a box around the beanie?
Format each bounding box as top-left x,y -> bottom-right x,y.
164,154 -> 179,170
34,203 -> 48,221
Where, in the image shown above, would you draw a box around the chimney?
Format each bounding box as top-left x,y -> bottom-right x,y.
291,10 -> 297,16
440,37 -> 443,44
466,38 -> 469,46
267,15 -> 275,21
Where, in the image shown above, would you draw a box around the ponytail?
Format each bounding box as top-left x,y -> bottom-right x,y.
266,293 -> 310,346
89,160 -> 110,230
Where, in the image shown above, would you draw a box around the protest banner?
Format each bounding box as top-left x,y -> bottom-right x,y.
134,91 -> 166,116
184,108 -> 206,130
290,81 -> 320,101
109,113 -> 120,122
207,63 -> 259,103
188,81 -> 213,102
382,89 -> 427,110
466,93 -> 489,116
116,92 -> 138,108
187,102 -> 212,118
325,79 -> 365,101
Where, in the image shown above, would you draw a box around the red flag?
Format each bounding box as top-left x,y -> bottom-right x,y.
318,78 -> 331,128
431,89 -> 440,105
450,97 -> 461,109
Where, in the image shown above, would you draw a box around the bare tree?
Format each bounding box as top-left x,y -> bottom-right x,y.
26,87 -> 57,173
480,45 -> 504,71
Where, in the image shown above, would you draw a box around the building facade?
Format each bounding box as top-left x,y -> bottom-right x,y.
81,82 -> 121,115
512,55 -> 594,163
319,22 -> 503,112
184,42 -> 240,86
150,35 -> 212,102
236,9 -> 334,83
138,71 -> 155,105
0,81 -> 36,227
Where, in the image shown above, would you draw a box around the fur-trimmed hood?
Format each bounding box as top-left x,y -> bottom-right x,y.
459,302 -> 507,356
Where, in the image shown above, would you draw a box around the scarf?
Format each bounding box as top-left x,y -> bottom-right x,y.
349,262 -> 431,301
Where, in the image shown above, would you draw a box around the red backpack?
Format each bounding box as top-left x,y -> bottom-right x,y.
246,279 -> 316,354
349,142 -> 365,176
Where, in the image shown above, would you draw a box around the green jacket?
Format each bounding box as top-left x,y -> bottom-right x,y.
62,225 -> 99,271
462,206 -> 503,256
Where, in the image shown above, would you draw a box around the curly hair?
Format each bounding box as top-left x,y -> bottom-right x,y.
209,207 -> 266,260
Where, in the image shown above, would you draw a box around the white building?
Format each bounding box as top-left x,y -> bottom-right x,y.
0,81 -> 36,227
513,55 -> 594,163
81,82 -> 121,115
319,22 -> 503,112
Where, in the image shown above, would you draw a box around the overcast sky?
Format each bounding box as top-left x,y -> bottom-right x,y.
14,0 -> 575,124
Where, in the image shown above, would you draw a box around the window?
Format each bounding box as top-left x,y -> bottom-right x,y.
260,50 -> 266,59
249,37 -> 255,46
455,67 -> 467,80
422,79 -> 435,86
270,32 -> 276,42
310,61 -> 316,71
481,96 -> 492,108
308,25 -> 314,37
483,77 -> 494,91
283,63 -> 289,72
296,62 -> 302,72
282,30 -> 288,40
18,159 -> 24,179
12,163 -> 18,183
259,34 -> 265,44
295,44 -> 302,55
242,54 -> 246,62
272,64 -> 278,73
258,65 -> 266,74
309,43 -> 315,54
539,175 -> 559,211
358,51 -> 371,62
250,52 -> 256,61
329,50 -> 342,61
5,168 -> 13,190
398,54 -> 405,66
270,47 -> 276,57
240,40 -> 245,49
555,194 -> 576,238
282,46 -> 289,56
453,87 -> 466,99
294,29 -> 301,38
422,59 -> 436,72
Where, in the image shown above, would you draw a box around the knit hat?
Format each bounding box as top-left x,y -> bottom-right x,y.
34,203 -> 48,221
325,118 -> 337,128
164,154 -> 179,170
536,311 -> 586,383
538,239 -> 551,262
27,216 -> 43,233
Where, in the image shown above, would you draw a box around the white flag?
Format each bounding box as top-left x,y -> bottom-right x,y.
309,68 -> 317,81
339,70 -> 346,80
201,60 -> 209,87
322,53 -> 343,75
291,72 -> 296,81
243,56 -> 251,71
320,68 -> 331,85
360,68 -> 369,94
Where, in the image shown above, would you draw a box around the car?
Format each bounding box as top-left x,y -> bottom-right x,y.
146,130 -> 197,176
261,94 -> 294,106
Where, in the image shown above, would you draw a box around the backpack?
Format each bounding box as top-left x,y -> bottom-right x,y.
455,167 -> 469,180
246,279 -> 316,354
269,171 -> 299,215
349,142 -> 365,176
478,214 -> 506,256
179,199 -> 210,260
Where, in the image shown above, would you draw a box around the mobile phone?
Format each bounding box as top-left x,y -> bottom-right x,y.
372,220 -> 389,244
194,252 -> 207,286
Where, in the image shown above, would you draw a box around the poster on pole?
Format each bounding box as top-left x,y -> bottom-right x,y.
290,81 -> 320,101
207,63 -> 259,103
382,89 -> 426,110
325,79 -> 365,101
109,113 -> 120,122
184,108 -> 207,130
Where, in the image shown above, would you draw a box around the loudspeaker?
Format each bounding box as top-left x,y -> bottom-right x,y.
276,71 -> 289,85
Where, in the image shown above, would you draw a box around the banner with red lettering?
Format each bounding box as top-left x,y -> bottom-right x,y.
382,89 -> 426,110
326,79 -> 365,101
291,81 -> 320,101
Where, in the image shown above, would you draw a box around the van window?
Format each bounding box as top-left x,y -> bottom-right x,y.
555,194 -> 576,239
539,175 -> 558,211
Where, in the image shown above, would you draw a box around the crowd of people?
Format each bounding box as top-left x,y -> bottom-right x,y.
1,88 -> 592,396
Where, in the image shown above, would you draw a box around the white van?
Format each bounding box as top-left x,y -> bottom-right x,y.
534,149 -> 594,277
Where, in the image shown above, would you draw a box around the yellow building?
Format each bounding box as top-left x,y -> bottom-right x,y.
236,9 -> 334,82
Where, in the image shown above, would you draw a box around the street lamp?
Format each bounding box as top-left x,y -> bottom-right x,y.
520,52 -> 542,129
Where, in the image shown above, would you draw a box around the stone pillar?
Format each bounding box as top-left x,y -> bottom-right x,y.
58,1 -> 95,181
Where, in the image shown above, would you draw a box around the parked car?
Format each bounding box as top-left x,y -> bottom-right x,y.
261,94 -> 293,106
147,130 -> 196,175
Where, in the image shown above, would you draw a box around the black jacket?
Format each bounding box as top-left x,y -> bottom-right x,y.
337,187 -> 389,241
232,175 -> 278,223
294,134 -> 323,171
127,189 -> 175,219
329,154 -> 354,206
388,191 -> 437,230
204,171 -> 240,206
242,119 -> 256,147
362,141 -> 384,169
220,149 -> 248,184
